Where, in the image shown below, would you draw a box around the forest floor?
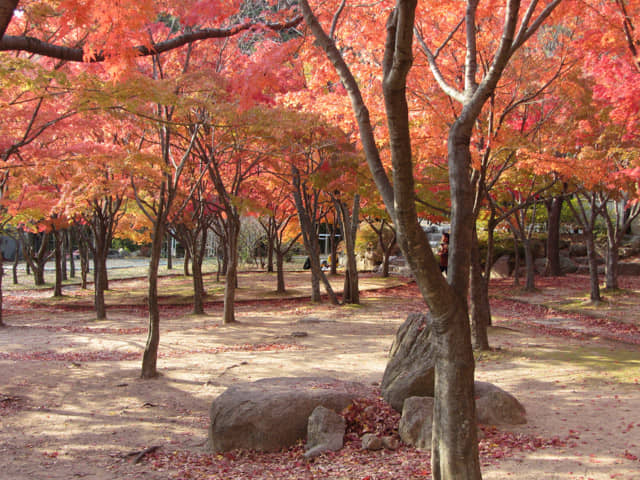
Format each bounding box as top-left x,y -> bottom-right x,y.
1,269 -> 639,479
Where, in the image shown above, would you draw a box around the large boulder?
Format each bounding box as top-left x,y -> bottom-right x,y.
475,381 -> 526,425
208,377 -> 368,452
397,382 -> 525,450
381,313 -> 436,411
304,406 -> 346,459
398,396 -> 434,450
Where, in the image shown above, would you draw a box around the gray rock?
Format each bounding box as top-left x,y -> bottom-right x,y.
208,377 -> 368,452
475,381 -> 526,425
304,406 -> 345,458
382,436 -> 400,450
361,433 -> 384,451
491,255 -> 512,278
569,243 -> 588,257
398,396 -> 434,450
559,255 -> 578,274
381,313 -> 436,411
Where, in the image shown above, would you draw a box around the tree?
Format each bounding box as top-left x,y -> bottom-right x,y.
169,172 -> 218,316
256,181 -> 302,293
299,1 -> 563,477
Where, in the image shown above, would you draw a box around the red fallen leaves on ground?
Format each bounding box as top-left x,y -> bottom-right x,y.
342,397 -> 401,440
0,343 -> 304,362
478,426 -> 571,466
35,325 -> 148,335
490,297 -> 640,345
145,443 -> 433,480
138,424 -> 573,480
133,394 -> 574,480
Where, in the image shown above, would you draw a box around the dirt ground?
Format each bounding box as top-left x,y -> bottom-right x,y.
1,271 -> 639,479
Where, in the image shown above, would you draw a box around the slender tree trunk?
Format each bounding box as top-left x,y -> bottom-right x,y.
545,196 -> 563,276
191,229 -> 207,315
275,250 -> 286,293
375,221 -> 395,278
584,230 -> 602,302
93,226 -> 108,320
141,219 -> 165,378
60,230 -> 68,282
267,220 -> 275,273
330,220 -> 338,275
523,238 -> 536,291
512,232 -> 520,286
166,234 -> 173,270
53,230 -> 63,297
68,230 -> 76,279
78,231 -> 89,289
470,232 -> 490,350
184,248 -> 191,276
222,218 -> 240,324
25,232 -> 50,286
12,248 -> 18,284
605,239 -> 619,290
93,253 -> 107,320
336,195 -> 360,304
192,255 -> 205,315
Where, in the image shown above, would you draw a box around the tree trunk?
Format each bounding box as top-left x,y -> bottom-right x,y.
67,230 -> 76,278
222,215 -> 240,324
93,254 -> 107,320
0,252 -> 4,327
78,231 -> 89,290
470,233 -> 490,351
184,248 -> 191,276
267,218 -> 275,273
192,255 -> 205,315
605,239 -> 619,290
545,196 -> 563,276
191,229 -> 207,315
53,229 -> 63,297
512,233 -> 520,286
428,123 -> 480,480
22,232 -> 49,287
330,220 -> 339,275
92,225 -> 109,320
336,195 -> 360,304
275,250 -> 286,293
584,230 -> 602,302
61,229 -> 68,282
166,233 -> 173,270
12,248 -> 18,285
523,238 -> 536,291
141,219 -> 165,379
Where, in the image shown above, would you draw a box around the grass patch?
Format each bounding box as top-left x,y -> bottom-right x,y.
518,344 -> 640,386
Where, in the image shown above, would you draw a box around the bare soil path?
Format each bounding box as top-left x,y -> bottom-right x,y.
1,271 -> 639,479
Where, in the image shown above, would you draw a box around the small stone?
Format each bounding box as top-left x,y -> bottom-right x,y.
291,331 -> 308,337
361,433 -> 384,451
382,436 -> 400,450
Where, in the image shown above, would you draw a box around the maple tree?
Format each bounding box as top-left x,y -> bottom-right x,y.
168,174 -> 218,316
299,0 -> 565,477
255,181 -> 302,294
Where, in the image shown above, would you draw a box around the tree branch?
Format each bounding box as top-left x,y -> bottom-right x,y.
0,15 -> 303,61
